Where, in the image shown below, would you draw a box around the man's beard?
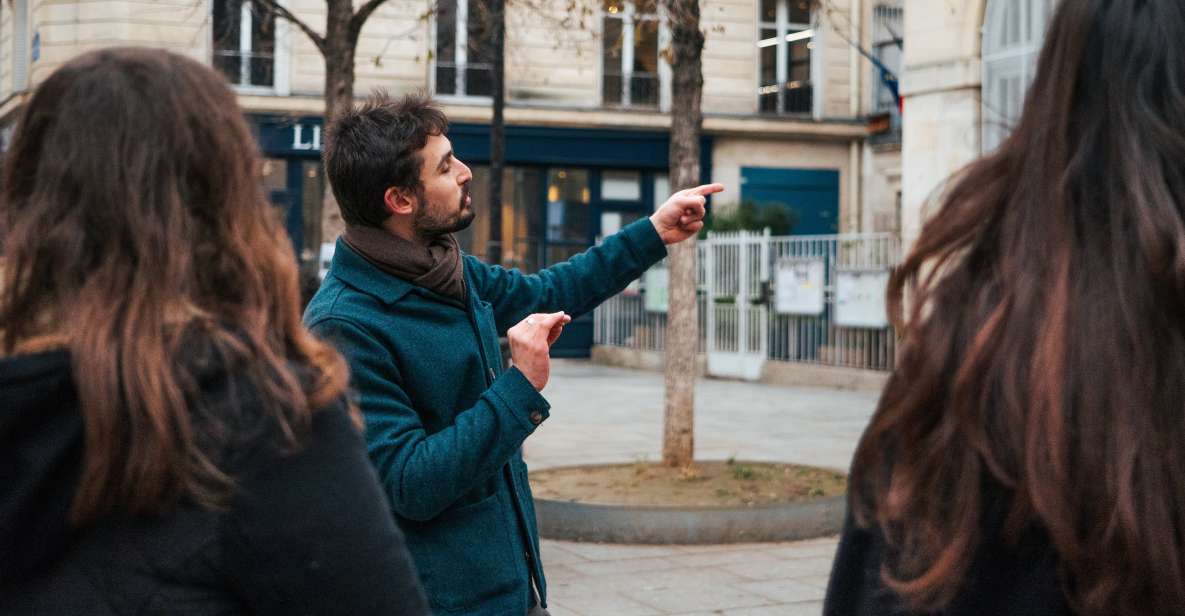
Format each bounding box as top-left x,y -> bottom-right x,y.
414,185 -> 475,237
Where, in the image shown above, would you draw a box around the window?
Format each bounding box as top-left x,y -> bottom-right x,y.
13,0 -> 28,92
212,0 -> 276,88
758,0 -> 813,114
435,0 -> 496,98
601,170 -> 642,201
981,0 -> 1055,151
602,0 -> 663,108
871,2 -> 903,117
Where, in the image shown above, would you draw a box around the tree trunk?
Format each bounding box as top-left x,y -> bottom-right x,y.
318,3 -> 358,247
487,0 -> 506,265
661,0 -> 705,469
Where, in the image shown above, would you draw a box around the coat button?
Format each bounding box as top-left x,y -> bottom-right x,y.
529,411 -> 544,425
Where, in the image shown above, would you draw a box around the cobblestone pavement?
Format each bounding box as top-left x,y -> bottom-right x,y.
542,537 -> 840,616
528,360 -> 880,615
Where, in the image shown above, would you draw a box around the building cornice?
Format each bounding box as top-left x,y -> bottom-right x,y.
237,94 -> 871,142
901,58 -> 982,98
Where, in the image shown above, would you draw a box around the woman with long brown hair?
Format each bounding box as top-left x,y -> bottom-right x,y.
0,48 -> 428,614
826,1 -> 1185,615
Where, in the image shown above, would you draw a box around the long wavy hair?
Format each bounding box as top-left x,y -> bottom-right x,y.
0,48 -> 350,524
850,1 -> 1185,614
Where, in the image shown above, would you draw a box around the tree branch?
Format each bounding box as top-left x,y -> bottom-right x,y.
349,0 -> 391,38
255,0 -> 327,54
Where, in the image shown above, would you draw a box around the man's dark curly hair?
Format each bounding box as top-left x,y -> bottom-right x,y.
322,91 -> 449,227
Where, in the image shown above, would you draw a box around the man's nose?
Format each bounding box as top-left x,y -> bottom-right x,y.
458,160 -> 472,184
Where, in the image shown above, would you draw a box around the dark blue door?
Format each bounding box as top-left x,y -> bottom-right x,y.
269,188 -> 302,256
740,167 -> 840,235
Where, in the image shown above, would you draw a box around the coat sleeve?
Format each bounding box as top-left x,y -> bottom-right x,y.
309,317 -> 549,522
470,217 -> 669,334
221,399 -> 431,616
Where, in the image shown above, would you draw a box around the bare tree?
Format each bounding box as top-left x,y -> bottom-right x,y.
516,0 -> 707,466
253,0 -> 390,131
247,0 -> 403,270
661,0 -> 705,468
468,0 -> 507,265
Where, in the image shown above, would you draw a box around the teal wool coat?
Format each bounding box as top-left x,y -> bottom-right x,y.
303,219 -> 668,615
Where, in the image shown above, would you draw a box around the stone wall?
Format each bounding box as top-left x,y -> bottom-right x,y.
899,0 -> 986,248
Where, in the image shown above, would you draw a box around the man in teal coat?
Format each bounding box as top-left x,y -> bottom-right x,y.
304,93 -> 723,615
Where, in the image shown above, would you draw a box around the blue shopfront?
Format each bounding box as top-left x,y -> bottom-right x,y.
250,113 -> 712,357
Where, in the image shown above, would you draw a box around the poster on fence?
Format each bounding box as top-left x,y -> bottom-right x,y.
774,258 -> 826,315
835,268 -> 890,328
644,267 -> 669,313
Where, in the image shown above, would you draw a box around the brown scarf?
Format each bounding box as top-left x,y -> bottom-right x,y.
343,225 -> 467,304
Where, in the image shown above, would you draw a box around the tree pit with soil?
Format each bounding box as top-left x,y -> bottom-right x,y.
529,459 -> 846,508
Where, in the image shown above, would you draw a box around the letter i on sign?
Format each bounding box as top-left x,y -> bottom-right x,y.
292,125 -> 322,151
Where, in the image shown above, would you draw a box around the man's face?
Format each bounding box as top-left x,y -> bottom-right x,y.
412,133 -> 475,238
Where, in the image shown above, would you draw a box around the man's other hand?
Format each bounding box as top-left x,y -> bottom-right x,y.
508,312 -> 572,391
650,183 -> 725,245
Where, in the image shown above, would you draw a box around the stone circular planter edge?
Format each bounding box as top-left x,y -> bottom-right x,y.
534,493 -> 847,545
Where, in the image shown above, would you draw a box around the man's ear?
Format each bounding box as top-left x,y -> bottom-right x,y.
383,186 -> 416,217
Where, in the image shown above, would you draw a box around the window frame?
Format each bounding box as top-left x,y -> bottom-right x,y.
600,0 -> 671,111
981,0 -> 1054,152
756,0 -> 815,117
869,2 -> 902,116
432,0 -> 496,103
210,0 -> 289,95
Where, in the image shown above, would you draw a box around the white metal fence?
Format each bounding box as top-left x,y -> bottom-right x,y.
594,231 -> 901,376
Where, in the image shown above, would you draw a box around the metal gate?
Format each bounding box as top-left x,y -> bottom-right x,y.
704,231 -> 769,380
592,232 -> 900,375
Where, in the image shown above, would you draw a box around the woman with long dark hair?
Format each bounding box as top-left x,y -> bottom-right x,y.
0,48 -> 428,614
826,1 -> 1185,615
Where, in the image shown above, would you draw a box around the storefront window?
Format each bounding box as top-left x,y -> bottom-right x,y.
300,161 -> 325,267
456,166 -> 545,272
601,170 -> 642,201
455,166 -> 486,258
507,169 -> 546,271
653,173 -> 669,210
546,169 -> 590,244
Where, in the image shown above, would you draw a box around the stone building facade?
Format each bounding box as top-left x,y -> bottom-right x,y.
900,0 -> 1053,247
0,0 -> 907,352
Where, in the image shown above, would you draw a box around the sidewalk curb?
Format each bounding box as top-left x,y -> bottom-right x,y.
535,494 -> 846,545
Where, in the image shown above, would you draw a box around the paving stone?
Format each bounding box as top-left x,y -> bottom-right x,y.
552,565 -> 751,594
797,575 -> 833,590
721,555 -> 839,581
761,542 -> 841,560
666,549 -> 782,568
672,603 -> 822,616
554,541 -> 685,562
529,361 -> 873,616
734,579 -> 827,604
564,555 -> 684,577
529,360 -> 878,473
540,542 -> 592,566
622,583 -> 777,614
546,591 -> 663,616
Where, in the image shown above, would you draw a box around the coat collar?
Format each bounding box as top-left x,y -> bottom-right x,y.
327,237 -> 417,305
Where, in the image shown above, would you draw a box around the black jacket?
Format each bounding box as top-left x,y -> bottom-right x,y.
0,348 -> 430,615
824,501 -> 1073,615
